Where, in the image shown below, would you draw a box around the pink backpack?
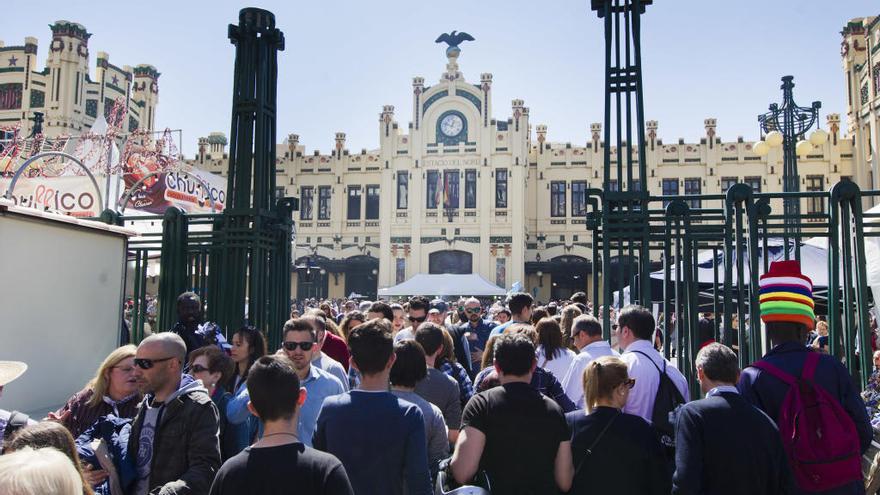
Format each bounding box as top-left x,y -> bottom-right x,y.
751,352 -> 862,491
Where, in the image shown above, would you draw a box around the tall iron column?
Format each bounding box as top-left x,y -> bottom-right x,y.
592,0 -> 653,332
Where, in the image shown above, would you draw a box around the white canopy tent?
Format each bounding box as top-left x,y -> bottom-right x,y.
378,273 -> 507,297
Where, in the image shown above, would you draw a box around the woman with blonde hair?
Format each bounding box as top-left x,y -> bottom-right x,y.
5,422 -> 94,494
567,355 -> 669,494
52,345 -> 140,437
0,446 -> 86,495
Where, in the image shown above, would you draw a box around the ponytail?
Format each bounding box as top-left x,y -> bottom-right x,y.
581,355 -> 629,413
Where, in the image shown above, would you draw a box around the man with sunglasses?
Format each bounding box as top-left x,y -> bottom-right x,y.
281,318 -> 345,447
302,313 -> 349,390
459,297 -> 497,374
393,296 -> 431,343
129,333 -> 221,495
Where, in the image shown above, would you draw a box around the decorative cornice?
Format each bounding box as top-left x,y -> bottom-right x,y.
50,21 -> 92,41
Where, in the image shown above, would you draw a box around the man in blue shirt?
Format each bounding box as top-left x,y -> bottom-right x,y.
313,318 -> 432,495
281,318 -> 344,447
489,292 -> 533,338
459,297 -> 497,373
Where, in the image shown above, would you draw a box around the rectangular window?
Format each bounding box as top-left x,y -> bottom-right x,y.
607,180 -> 619,192
631,179 -> 641,192
721,177 -> 738,192
465,169 -> 477,208
426,170 -> 439,209
347,186 -> 362,220
806,175 -> 824,215
300,186 -> 313,220
365,185 -> 380,219
662,179 -> 679,207
571,181 -> 587,217
318,186 -> 332,220
684,178 -> 701,210
444,170 -> 460,209
496,258 -> 506,288
551,181 -> 566,217
396,172 -> 408,209
396,258 -> 406,284
744,176 -> 761,193
495,169 -> 508,208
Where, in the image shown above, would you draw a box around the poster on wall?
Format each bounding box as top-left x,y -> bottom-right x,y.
123,162 -> 226,214
0,175 -> 103,217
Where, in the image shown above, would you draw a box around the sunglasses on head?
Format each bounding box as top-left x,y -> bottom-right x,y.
134,357 -> 175,370
190,364 -> 210,374
408,315 -> 427,323
282,341 -> 315,351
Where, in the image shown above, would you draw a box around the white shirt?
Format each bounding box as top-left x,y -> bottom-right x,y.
536,346 -> 577,384
620,339 -> 690,423
561,340 -> 620,409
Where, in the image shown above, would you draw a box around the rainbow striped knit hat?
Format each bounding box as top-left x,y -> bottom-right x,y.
758,260 -> 815,330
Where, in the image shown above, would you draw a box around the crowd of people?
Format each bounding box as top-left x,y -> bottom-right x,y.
0,260 -> 875,494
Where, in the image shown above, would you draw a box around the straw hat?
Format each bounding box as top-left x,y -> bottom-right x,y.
0,361 -> 27,387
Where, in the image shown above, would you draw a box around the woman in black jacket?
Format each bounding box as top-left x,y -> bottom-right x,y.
566,355 -> 671,494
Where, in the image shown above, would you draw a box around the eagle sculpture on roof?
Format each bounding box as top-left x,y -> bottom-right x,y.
435,31 -> 475,57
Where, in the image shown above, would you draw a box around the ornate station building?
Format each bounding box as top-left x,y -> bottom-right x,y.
0,21 -> 159,139
3,18 -> 877,303
191,25 -> 874,302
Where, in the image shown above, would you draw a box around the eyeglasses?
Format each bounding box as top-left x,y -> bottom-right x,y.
282,341 -> 315,351
190,364 -> 210,374
621,378 -> 636,389
465,307 -> 481,314
408,315 -> 427,323
134,357 -> 176,370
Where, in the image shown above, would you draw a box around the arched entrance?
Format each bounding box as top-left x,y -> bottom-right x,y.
294,256 -> 329,300
344,255 -> 379,299
428,250 -> 472,274
550,255 -> 590,300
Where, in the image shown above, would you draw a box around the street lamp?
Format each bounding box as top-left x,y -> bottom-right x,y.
752,76 -> 825,261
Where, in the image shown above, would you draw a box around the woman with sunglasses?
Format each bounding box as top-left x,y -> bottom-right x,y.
188,346 -> 237,460
51,345 -> 140,438
567,355 -> 669,494
225,326 -> 268,455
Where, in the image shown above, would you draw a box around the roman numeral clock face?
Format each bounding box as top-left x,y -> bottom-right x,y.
440,114 -> 464,137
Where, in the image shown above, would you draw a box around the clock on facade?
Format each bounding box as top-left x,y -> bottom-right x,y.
436,110 -> 467,145
440,114 -> 464,137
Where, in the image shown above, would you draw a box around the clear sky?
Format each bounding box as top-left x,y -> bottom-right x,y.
1,0 -> 876,155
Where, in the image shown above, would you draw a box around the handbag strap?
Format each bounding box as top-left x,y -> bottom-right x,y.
574,410 -> 620,476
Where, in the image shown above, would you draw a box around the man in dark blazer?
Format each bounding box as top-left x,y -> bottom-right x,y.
673,343 -> 794,495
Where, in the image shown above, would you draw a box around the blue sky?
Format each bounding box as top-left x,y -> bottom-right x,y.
1,1 -> 875,155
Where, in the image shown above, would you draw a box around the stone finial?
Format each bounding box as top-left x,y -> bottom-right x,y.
704,118 -> 717,148
591,123 -> 602,143
536,125 -> 547,143
24,37 -> 38,55
198,137 -> 208,157
335,132 -> 346,152
288,133 -> 299,155
412,77 -> 424,95
827,114 -> 840,145
480,73 -> 493,91
381,105 -> 395,124
512,99 -> 524,109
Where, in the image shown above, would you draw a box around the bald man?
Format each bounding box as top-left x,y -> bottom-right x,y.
129,333 -> 220,495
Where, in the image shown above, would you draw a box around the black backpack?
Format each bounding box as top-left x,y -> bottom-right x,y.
632,350 -> 685,450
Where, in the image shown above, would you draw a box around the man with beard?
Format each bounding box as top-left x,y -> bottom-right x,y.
281,318 -> 345,447
129,333 -> 220,494
169,292 -> 227,361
